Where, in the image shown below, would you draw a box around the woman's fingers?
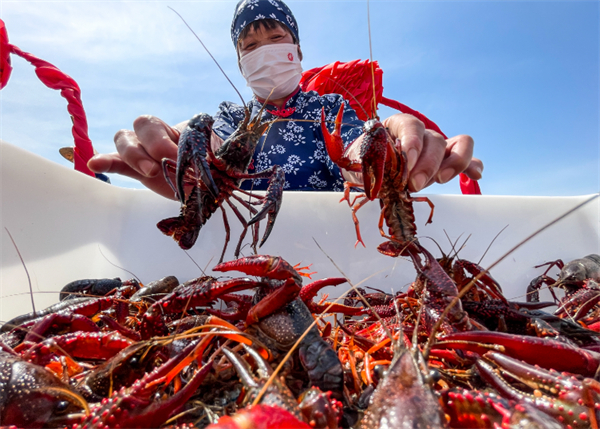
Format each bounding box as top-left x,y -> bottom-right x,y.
385,114 -> 452,192
404,130 -> 447,192
113,129 -> 159,177
113,115 -> 179,178
132,115 -> 180,163
87,152 -> 145,180
396,120 -> 425,173
464,157 -> 484,180
384,114 -> 481,192
385,114 -> 425,172
434,134 -> 475,184
88,115 -> 183,200
422,136 -> 482,189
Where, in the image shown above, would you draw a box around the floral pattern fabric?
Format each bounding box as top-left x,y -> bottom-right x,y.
212,89 -> 364,191
231,0 -> 300,47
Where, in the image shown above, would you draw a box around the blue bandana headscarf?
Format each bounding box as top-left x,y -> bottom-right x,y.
231,0 -> 299,48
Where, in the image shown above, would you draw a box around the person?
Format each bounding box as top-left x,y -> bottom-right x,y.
88,0 -> 483,200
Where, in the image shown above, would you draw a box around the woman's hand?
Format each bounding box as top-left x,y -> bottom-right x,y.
87,115 -> 184,200
383,113 -> 483,192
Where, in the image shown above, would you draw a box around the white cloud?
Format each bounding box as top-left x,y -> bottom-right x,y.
2,2 -> 237,63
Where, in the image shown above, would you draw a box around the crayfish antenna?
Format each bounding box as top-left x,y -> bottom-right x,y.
367,0 -> 377,119
391,289 -> 407,356
443,230 -> 466,262
252,87 -> 277,129
32,386 -> 90,416
168,7 -> 245,109
477,224 -> 509,266
322,76 -> 371,121
5,227 -> 36,315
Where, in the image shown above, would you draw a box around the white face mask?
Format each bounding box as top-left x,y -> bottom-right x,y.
240,43 -> 302,101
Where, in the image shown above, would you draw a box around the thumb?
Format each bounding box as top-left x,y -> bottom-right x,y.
88,153 -> 145,180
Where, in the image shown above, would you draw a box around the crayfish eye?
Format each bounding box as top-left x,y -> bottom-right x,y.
373,364 -> 388,383
427,369 -> 442,386
54,400 -> 70,415
129,356 -> 141,368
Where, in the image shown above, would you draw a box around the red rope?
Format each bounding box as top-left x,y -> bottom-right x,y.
0,19 -> 95,177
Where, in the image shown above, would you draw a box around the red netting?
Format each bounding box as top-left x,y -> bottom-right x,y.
300,59 -> 383,122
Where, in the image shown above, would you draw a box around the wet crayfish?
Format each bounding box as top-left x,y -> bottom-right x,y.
0,255 -> 355,429
140,255 -> 350,396
157,108 -> 284,263
4,247 -> 600,428
321,101 -> 434,258
155,10 -> 292,262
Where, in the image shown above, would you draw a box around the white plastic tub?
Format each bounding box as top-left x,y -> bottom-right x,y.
1,140 -> 599,322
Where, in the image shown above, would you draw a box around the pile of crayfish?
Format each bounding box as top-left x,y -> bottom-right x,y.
2,250 -> 600,428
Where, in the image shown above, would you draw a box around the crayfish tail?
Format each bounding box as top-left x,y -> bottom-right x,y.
157,217 -> 200,250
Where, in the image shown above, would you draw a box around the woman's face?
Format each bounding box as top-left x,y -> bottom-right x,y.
238,23 -> 294,58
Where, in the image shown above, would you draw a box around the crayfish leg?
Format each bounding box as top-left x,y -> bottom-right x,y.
248,165 -> 285,248
409,196 -> 435,225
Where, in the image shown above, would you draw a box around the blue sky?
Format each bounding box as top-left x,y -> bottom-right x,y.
1,0 -> 598,196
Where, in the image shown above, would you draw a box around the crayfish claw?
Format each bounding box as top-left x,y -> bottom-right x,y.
320,105 -> 344,163
321,103 -> 362,173
223,345 -> 302,419
241,343 -> 273,377
360,118 -> 388,200
222,347 -> 260,389
248,166 -> 284,248
214,255 -> 300,282
176,113 -> 219,201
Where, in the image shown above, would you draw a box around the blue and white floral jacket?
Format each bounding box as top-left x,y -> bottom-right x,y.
212,88 -> 364,191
